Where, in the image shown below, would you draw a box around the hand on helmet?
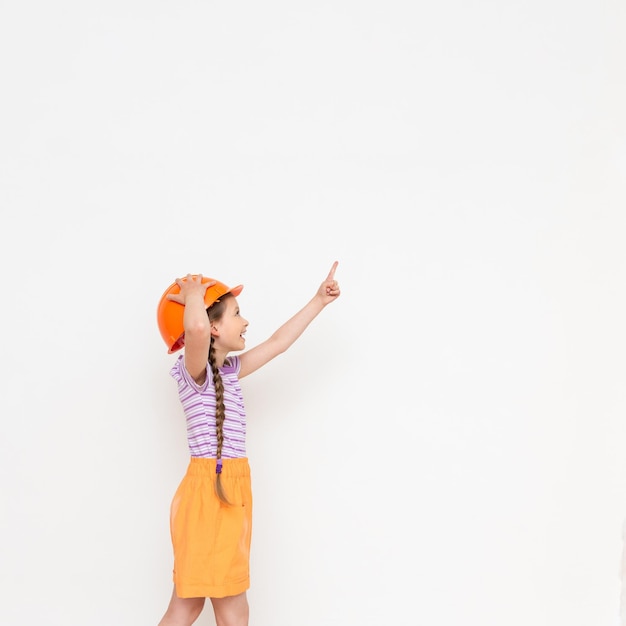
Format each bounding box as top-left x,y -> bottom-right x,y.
166,274 -> 217,306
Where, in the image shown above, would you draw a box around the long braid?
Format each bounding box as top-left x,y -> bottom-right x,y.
209,335 -> 231,505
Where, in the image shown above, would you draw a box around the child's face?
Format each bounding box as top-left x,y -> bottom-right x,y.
213,297 -> 248,351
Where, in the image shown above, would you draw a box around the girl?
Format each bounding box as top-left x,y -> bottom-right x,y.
157,262 -> 341,626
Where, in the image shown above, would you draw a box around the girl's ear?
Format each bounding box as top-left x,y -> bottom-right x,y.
210,324 -> 219,337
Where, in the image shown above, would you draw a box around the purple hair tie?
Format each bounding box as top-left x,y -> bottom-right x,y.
216,459 -> 223,474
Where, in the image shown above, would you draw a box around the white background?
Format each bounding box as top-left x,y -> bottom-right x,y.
1,1 -> 625,625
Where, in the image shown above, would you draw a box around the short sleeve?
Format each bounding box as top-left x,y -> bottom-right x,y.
170,353 -> 211,392
223,355 -> 241,376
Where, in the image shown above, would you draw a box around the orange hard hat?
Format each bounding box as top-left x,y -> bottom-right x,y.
157,275 -> 244,353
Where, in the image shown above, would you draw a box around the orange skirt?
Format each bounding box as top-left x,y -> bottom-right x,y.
169,457 -> 252,598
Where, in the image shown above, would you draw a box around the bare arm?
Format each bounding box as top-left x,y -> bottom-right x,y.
238,261 -> 341,379
166,274 -> 215,384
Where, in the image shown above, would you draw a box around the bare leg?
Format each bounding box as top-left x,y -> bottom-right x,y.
210,591 -> 249,626
158,586 -> 205,626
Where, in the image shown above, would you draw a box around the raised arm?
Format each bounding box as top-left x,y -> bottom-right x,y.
166,274 -> 216,384
238,261 -> 341,379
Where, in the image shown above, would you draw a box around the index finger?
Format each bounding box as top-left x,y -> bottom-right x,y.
326,260 -> 339,281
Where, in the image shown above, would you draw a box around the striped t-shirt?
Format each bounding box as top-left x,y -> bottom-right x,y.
170,354 -> 247,458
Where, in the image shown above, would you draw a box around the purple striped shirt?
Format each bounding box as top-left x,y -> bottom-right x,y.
170,354 -> 247,458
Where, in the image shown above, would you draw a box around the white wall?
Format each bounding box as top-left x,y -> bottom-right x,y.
1,1 -> 625,625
